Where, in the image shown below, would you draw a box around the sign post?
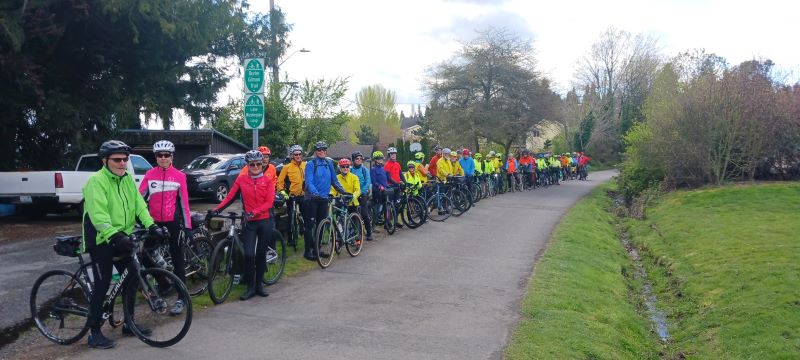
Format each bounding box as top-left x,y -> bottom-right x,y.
243,58 -> 265,148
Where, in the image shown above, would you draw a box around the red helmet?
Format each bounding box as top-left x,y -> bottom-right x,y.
462,149 -> 470,155
338,158 -> 351,167
258,146 -> 271,156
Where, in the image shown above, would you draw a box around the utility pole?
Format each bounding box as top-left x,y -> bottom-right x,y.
270,0 -> 278,97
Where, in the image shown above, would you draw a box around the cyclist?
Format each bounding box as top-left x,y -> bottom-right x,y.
536,154 -> 547,185
459,149 -> 475,178
474,152 -> 484,176
504,152 -> 518,189
276,145 -> 306,248
519,150 -> 534,188
370,150 -> 397,227
548,153 -> 561,184
560,153 -> 570,181
350,151 -> 373,241
491,152 -> 503,174
435,148 -> 454,182
138,140 -> 191,315
211,150 -> 276,300
413,152 -> 429,178
331,158 -> 362,213
427,145 -> 443,179
83,140 -> 165,349
384,147 -> 402,185
239,146 -> 276,180
304,141 -> 347,260
403,160 -> 424,196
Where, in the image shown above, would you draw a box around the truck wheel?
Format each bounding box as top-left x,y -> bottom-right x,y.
215,182 -> 229,203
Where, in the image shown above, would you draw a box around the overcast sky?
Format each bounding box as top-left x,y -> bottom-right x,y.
172,0 -> 799,129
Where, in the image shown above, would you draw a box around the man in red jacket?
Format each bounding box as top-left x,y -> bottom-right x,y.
384,146 -> 402,184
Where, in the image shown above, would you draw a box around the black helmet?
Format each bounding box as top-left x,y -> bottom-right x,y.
433,144 -> 442,151
351,151 -> 363,160
98,140 -> 131,158
314,141 -> 328,151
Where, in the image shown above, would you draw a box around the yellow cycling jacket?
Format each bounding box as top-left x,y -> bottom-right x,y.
331,172 -> 361,206
436,158 -> 464,181
491,158 -> 503,173
277,161 -> 307,196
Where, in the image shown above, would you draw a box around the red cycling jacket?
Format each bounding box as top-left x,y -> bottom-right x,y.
578,156 -> 591,166
139,165 -> 191,228
214,172 -> 275,221
428,154 -> 441,178
384,160 -> 402,184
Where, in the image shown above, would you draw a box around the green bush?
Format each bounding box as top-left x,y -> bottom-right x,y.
618,122 -> 664,203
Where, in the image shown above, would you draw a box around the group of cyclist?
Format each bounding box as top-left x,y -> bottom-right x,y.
80,138 -> 589,349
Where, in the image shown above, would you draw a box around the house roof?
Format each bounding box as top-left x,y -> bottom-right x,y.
119,129 -> 249,151
326,141 -> 374,160
401,116 -> 421,130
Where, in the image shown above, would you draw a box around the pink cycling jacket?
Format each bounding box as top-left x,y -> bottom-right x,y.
139,165 -> 192,228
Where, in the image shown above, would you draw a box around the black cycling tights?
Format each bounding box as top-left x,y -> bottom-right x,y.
303,198 -> 328,254
156,221 -> 185,283
241,218 -> 275,287
87,243 -> 132,331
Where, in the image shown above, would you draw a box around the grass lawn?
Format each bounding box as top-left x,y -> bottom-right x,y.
505,183 -> 658,359
626,182 -> 800,358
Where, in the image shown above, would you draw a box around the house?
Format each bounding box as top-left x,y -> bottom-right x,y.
525,121 -> 562,152
326,141 -> 374,161
119,129 -> 250,169
400,113 -> 422,142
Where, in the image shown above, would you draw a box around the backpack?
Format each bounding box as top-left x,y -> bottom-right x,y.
303,158 -> 335,192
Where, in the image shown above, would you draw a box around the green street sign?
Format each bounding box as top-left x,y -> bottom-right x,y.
244,58 -> 265,94
244,94 -> 265,129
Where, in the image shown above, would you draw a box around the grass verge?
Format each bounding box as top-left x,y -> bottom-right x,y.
505,183 -> 658,359
626,182 -> 800,358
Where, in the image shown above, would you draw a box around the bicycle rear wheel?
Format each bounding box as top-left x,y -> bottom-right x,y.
345,213 -> 364,257
426,194 -> 452,222
315,219 -> 335,268
450,190 -> 466,217
184,236 -> 213,296
123,268 -> 192,348
384,203 -> 397,235
30,270 -> 90,345
263,229 -> 286,285
405,196 -> 426,228
207,238 -> 234,305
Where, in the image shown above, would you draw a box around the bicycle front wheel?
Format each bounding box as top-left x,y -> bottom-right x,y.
404,197 -> 426,228
384,203 -> 397,235
426,194 -> 452,222
30,270 -> 90,345
345,212 -> 365,257
123,268 -> 192,348
263,229 -> 286,285
207,238 -> 234,305
315,219 -> 335,268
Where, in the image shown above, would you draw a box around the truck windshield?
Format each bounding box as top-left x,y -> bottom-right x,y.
184,157 -> 223,170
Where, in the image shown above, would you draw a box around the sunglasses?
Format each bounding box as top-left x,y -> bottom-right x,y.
156,153 -> 172,158
292,153 -> 303,157
316,148 -> 328,152
340,166 -> 350,169
108,157 -> 129,163
248,162 -> 263,167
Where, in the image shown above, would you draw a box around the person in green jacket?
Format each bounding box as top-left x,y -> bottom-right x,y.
82,140 -> 165,349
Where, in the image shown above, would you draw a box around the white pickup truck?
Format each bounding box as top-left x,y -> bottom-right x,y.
0,154 -> 152,216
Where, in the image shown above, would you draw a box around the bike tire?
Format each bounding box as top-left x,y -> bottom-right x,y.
185,236 -> 213,296
426,194 -> 453,222
406,196 -> 426,228
123,268 -> 192,348
207,238 -> 234,305
384,203 -> 397,235
315,219 -> 335,268
30,269 -> 90,345
263,229 -> 287,285
345,212 -> 365,257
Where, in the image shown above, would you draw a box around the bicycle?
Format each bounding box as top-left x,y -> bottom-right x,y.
314,195 -> 365,268
422,180 -> 454,222
447,176 -> 472,216
286,195 -> 305,251
396,184 -> 427,229
206,212 -> 286,305
151,214 -> 214,297
372,187 -> 397,235
30,228 -> 193,348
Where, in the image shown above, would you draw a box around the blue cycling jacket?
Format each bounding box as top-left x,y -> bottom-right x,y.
459,157 -> 476,176
371,164 -> 390,193
351,164 -> 371,195
304,157 -> 343,199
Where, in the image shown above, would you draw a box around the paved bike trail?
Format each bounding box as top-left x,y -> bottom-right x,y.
67,171 -> 615,360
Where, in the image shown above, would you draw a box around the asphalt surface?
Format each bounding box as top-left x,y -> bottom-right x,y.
0,171 -> 614,359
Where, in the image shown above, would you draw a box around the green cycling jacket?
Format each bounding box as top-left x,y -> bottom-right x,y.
82,166 -> 154,251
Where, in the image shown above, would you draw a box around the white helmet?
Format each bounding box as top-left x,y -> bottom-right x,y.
442,148 -> 451,155
387,147 -> 397,154
489,150 -> 496,156
153,140 -> 175,153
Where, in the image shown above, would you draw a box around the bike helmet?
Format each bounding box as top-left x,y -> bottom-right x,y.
414,152 -> 425,160
387,147 -> 397,154
351,151 -> 363,160
338,158 -> 351,167
496,152 -> 503,158
462,149 -> 470,156
442,148 -> 451,155
99,140 -> 131,158
245,150 -> 264,162
406,160 -> 416,167
474,153 -> 483,159
433,144 -> 442,151
152,140 -> 175,153
372,150 -> 384,159
289,145 -> 303,154
258,146 -> 271,156
314,141 -> 328,151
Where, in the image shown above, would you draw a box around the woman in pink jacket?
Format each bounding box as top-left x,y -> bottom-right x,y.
139,140 -> 192,314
